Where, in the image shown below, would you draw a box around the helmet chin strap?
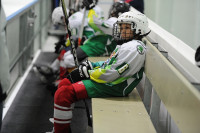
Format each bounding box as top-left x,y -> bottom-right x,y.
137,30 -> 151,40
116,38 -> 133,45
133,33 -> 141,40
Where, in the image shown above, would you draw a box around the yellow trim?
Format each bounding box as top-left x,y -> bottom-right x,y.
65,38 -> 71,47
88,9 -> 103,33
90,69 -> 107,83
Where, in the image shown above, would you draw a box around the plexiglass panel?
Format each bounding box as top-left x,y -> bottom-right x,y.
144,0 -> 200,50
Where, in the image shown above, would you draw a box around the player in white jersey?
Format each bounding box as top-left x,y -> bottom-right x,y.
53,9 -> 151,133
33,4 -> 103,82
34,1 -> 130,85
59,1 -> 131,76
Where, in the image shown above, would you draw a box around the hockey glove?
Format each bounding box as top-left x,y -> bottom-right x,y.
81,60 -> 93,70
54,37 -> 66,54
0,83 -> 7,102
82,0 -> 96,10
195,46 -> 200,67
66,65 -> 90,83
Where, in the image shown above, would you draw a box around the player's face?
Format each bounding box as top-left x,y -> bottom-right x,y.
120,23 -> 134,40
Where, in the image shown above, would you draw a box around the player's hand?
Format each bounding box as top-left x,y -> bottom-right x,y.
66,64 -> 90,83
81,60 -> 93,70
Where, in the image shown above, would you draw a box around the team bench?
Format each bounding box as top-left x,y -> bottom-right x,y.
88,37 -> 200,133
142,38 -> 200,133
88,56 -> 156,133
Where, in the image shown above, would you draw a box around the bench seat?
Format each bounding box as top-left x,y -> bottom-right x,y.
92,89 -> 156,133
88,56 -> 155,133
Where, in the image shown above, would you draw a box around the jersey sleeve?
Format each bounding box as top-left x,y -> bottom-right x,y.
87,9 -> 104,34
88,10 -> 117,35
69,12 -> 83,36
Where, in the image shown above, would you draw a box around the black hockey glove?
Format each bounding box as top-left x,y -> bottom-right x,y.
66,61 -> 92,83
195,46 -> 200,67
82,0 -> 96,10
54,37 -> 66,54
81,60 -> 93,70
0,82 -> 7,102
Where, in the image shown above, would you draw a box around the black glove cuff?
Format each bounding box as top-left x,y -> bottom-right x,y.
0,93 -> 7,102
82,0 -> 96,10
195,46 -> 200,62
66,67 -> 89,83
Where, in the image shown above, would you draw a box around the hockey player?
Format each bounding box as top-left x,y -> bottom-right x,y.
64,1 -> 131,62
33,6 -> 84,84
74,1 -> 131,60
53,10 -> 151,133
34,1 -> 131,84
33,5 -> 101,82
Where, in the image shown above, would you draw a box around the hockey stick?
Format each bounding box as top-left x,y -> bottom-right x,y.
75,0 -> 79,11
60,0 -> 92,127
60,0 -> 79,67
78,7 -> 86,46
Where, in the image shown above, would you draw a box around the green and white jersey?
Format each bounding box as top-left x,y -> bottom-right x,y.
86,9 -> 117,36
82,40 -> 146,97
85,5 -> 104,20
69,6 -> 104,38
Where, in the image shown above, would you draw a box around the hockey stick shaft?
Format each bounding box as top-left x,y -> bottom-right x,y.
60,1 -> 92,126
60,0 -> 79,67
75,0 -> 79,11
78,7 -> 86,46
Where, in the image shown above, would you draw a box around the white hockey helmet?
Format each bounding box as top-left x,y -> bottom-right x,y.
113,11 -> 150,42
52,7 -> 69,25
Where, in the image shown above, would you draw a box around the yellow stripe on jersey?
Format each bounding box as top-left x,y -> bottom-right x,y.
88,9 -> 103,34
89,68 -> 107,83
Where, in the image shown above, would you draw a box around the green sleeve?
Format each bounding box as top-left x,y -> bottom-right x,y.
80,35 -> 117,57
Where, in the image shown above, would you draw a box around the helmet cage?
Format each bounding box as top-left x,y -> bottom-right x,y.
113,21 -> 137,43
